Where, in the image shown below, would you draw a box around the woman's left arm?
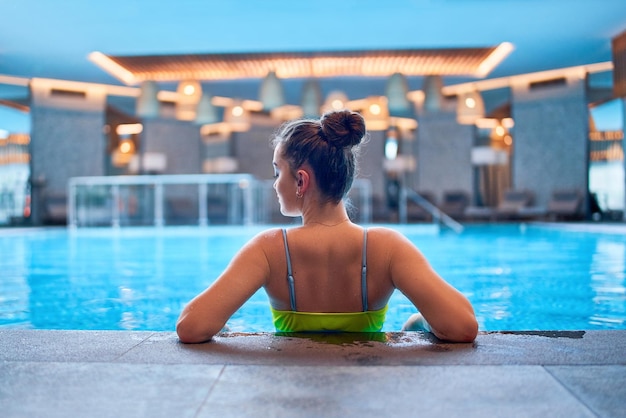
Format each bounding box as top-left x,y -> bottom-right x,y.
383,229 -> 478,342
176,233 -> 271,343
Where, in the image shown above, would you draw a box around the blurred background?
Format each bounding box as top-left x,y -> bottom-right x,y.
1,0 -> 625,227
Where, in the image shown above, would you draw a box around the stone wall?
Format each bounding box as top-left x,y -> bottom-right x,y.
413,109 -> 474,204
29,88 -> 107,225
142,119 -> 203,174
231,124 -> 277,179
511,77 -> 588,208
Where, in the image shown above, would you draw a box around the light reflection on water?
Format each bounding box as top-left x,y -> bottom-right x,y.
590,240 -> 626,327
1,224 -> 625,332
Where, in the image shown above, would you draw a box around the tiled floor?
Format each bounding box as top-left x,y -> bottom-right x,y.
1,330 -> 625,417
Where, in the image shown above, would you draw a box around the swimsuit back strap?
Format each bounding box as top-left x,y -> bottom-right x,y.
282,228 -> 297,311
361,228 -> 368,312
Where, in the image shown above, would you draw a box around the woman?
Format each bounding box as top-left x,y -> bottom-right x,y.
176,110 -> 478,343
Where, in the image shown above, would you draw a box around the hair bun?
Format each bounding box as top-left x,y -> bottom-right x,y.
320,110 -> 366,148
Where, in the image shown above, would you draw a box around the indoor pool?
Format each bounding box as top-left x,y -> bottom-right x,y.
1,223 -> 625,332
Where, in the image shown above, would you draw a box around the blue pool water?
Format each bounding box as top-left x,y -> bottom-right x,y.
1,223 -> 625,332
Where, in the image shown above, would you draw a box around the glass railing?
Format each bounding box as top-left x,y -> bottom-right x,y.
68,174 -> 257,228
0,164 -> 30,226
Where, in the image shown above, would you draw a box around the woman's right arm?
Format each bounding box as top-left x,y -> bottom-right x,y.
176,232 -> 273,343
383,229 -> 478,342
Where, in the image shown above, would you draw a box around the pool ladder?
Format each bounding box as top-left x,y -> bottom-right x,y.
399,187 -> 464,233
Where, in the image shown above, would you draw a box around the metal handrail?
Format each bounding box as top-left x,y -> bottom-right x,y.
400,187 -> 464,233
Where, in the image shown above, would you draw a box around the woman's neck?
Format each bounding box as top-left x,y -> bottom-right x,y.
301,201 -> 350,227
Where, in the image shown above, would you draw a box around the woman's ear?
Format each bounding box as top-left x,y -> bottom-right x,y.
296,169 -> 311,193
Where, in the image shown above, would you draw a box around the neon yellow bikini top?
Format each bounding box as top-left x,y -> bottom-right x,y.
270,228 -> 388,333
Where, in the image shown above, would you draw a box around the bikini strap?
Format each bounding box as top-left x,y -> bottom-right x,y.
361,228 -> 368,312
282,228 -> 297,311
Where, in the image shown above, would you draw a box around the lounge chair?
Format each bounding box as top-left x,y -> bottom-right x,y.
440,190 -> 470,220
464,189 -> 546,221
495,189 -> 546,220
547,189 -> 583,220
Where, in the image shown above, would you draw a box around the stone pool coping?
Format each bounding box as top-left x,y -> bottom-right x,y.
1,329 -> 625,417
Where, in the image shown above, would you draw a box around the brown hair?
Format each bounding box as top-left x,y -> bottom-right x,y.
272,109 -> 367,204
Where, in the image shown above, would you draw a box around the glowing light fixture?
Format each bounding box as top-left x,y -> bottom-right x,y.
195,93 -> 220,125
322,91 -> 348,113
361,96 -> 390,131
475,118 -> 499,129
115,123 -> 143,135
331,100 -> 343,110
259,71 -> 285,111
232,105 -> 244,117
389,117 -> 418,131
301,79 -> 322,118
135,81 -> 159,118
422,76 -> 443,112
476,117 -> 514,135
385,72 -> 413,117
502,118 -> 515,129
270,105 -> 303,121
119,140 -> 134,154
176,80 -> 202,121
112,135 -> 136,166
183,84 -> 196,96
489,123 -> 512,146
456,90 -> 484,125
224,101 -> 251,132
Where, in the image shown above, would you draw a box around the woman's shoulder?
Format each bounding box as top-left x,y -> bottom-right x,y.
249,227 -> 286,244
365,226 -> 406,240
233,228 -> 283,253
364,226 -> 414,251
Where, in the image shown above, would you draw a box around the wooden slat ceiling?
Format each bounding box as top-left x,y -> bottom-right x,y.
95,46 -> 508,84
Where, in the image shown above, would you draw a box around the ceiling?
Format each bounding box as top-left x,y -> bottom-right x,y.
1,0 -> 626,102
91,46 -> 509,84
